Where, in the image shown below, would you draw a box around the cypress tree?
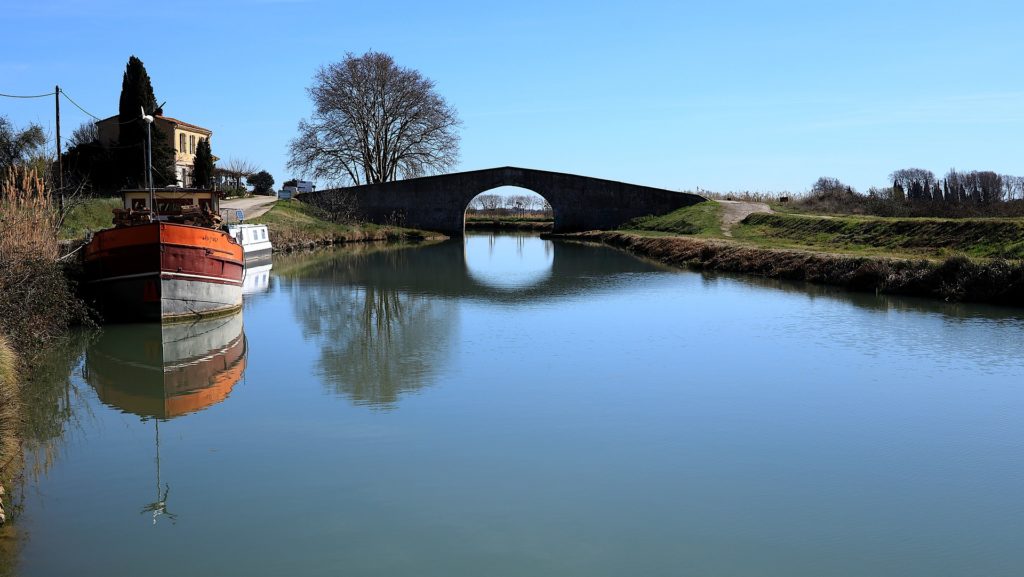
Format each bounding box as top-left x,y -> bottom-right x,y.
192,138 -> 214,189
115,56 -> 176,188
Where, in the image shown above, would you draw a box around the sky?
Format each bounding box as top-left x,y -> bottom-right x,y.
3,0 -> 1023,194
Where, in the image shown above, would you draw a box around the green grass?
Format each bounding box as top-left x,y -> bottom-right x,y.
59,197 -> 120,239
733,212 -> 1024,259
620,201 -> 724,236
251,200 -> 438,248
251,200 -> 358,233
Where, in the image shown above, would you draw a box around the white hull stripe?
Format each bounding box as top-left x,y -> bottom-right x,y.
88,271 -> 243,286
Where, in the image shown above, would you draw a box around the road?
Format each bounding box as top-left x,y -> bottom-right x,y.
220,195 -> 278,220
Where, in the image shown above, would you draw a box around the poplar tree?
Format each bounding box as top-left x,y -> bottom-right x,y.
115,56 -> 175,188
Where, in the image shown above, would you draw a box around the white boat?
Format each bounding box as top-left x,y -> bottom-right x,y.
227,223 -> 272,264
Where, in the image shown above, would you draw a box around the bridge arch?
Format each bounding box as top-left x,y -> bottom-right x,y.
465,186 -> 553,226
305,166 -> 706,237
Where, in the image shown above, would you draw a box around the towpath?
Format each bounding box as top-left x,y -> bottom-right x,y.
717,200 -> 771,236
221,195 -> 278,220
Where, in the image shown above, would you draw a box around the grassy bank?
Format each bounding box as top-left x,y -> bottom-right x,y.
734,212 -> 1024,259
59,197 -> 119,239
620,201 -> 724,236
251,201 -> 446,251
555,231 -> 1024,305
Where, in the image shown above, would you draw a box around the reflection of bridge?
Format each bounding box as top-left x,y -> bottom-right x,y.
280,236 -> 668,304
304,166 -> 706,236
276,236 -> 668,408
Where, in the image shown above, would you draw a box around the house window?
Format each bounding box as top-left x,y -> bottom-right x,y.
179,133 -> 186,152
190,135 -> 195,154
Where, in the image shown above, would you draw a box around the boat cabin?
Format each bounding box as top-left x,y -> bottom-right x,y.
121,189 -> 221,216
115,189 -> 223,228
227,223 -> 273,263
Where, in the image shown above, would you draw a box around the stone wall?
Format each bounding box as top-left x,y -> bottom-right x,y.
304,167 -> 705,236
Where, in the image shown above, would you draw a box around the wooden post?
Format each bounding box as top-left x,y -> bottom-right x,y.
55,85 -> 64,211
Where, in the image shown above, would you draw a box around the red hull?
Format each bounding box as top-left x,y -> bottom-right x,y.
84,222 -> 245,322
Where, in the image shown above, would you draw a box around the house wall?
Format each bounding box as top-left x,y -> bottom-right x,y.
95,117 -> 120,147
96,116 -> 213,187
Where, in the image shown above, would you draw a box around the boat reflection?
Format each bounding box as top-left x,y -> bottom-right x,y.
85,312 -> 247,419
243,261 -> 273,297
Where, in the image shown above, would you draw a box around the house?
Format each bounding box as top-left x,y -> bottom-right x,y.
96,114 -> 213,188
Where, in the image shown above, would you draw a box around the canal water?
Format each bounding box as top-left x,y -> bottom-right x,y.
6,233 -> 1024,576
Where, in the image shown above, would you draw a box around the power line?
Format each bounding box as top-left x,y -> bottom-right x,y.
0,91 -> 56,99
59,88 -> 101,121
5,86 -> 144,125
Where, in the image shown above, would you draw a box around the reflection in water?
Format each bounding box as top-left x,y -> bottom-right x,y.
84,312 -> 247,419
10,233 -> 1024,577
139,420 -> 176,526
285,249 -> 457,408
243,261 -> 273,297
82,312 -> 247,526
465,232 -> 554,290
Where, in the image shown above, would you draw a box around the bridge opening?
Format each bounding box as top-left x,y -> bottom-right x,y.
464,186 -> 553,233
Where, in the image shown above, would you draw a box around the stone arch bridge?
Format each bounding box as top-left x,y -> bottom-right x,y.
302,166 -> 706,236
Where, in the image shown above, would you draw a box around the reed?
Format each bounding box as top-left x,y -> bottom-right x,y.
0,167 -> 86,353
0,166 -> 58,263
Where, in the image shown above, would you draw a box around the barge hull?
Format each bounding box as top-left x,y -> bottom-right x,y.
85,222 -> 244,323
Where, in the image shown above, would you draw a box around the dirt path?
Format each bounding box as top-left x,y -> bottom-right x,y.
220,195 -> 278,220
718,200 -> 771,236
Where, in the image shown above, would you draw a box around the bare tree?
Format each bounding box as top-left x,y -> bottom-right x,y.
220,158 -> 258,191
288,51 -> 460,186
475,194 -> 502,213
68,121 -> 98,149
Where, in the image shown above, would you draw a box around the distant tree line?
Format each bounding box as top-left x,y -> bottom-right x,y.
794,168 -> 1024,218
467,193 -> 552,217
883,168 -> 1024,204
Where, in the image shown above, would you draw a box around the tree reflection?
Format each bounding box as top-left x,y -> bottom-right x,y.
289,249 -> 457,409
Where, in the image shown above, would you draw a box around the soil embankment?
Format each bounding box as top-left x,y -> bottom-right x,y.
550,231 -> 1024,305
270,227 -> 446,252
251,201 -> 446,252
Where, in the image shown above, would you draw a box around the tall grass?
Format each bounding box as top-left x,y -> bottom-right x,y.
0,166 -> 57,262
699,190 -> 787,203
0,167 -> 88,354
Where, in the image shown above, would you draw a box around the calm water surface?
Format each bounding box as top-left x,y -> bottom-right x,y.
7,232 -> 1024,576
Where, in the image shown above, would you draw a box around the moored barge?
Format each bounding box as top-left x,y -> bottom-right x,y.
84,189 -> 244,323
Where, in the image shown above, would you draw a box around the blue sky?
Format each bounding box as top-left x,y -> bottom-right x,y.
3,0 -> 1022,193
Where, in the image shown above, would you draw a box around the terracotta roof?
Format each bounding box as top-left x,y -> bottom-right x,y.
96,114 -> 213,135
156,115 -> 213,134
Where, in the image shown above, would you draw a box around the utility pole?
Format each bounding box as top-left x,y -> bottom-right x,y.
55,84 -> 64,212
